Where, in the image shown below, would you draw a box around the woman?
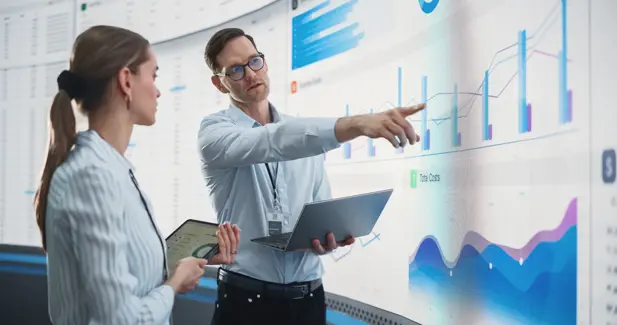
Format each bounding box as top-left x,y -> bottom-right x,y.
32,25 -> 240,325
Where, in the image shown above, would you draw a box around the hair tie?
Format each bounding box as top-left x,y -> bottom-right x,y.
57,70 -> 86,100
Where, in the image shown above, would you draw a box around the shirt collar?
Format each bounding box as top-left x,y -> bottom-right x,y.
227,102 -> 283,128
75,130 -> 136,171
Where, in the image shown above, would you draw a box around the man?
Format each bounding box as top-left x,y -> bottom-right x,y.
198,28 -> 424,325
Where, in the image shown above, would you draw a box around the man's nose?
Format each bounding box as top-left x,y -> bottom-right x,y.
243,66 -> 257,79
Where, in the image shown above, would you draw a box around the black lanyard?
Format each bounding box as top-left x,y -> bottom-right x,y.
264,162 -> 279,202
129,170 -> 169,281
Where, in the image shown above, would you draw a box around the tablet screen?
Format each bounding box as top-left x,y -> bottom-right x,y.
166,220 -> 218,268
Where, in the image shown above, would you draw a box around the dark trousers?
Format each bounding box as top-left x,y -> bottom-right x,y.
210,278 -> 327,325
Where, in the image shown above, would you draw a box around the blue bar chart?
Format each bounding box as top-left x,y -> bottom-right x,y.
559,0 -> 572,125
452,84 -> 461,147
291,0 -> 364,70
325,0 -> 574,162
518,29 -> 531,133
344,104 -> 351,159
368,108 -> 376,157
396,67 -> 404,154
421,75 -> 430,150
482,70 -> 492,141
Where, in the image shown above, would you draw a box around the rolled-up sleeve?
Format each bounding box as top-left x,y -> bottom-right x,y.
65,166 -> 174,325
198,115 -> 341,168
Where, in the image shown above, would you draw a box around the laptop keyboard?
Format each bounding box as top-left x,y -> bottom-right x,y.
261,232 -> 292,249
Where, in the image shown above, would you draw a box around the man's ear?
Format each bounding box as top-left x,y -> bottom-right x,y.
211,75 -> 229,94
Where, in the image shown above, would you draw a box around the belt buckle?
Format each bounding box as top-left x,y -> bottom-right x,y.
291,284 -> 308,300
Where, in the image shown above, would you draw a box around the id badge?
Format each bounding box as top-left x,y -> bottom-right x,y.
267,210 -> 289,236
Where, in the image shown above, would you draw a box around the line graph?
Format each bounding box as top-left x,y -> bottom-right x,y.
335,0 -> 571,161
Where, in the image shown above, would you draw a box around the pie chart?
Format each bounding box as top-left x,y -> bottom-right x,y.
418,0 -> 439,14
192,243 -> 217,258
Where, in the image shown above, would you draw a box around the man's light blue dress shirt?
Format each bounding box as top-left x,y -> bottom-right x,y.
198,104 -> 341,284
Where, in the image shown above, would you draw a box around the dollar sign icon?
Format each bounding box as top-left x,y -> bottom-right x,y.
410,170 -> 418,189
603,149 -> 616,184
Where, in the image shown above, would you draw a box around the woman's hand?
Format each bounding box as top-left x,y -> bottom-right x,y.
166,257 -> 207,294
208,222 -> 241,265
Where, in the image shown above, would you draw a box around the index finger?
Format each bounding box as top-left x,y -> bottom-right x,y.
226,224 -> 237,254
216,227 -> 230,261
232,224 -> 241,242
399,103 -> 426,117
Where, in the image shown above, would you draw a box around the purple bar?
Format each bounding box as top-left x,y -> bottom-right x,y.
457,132 -> 461,146
567,90 -> 573,122
426,129 -> 431,150
526,103 -> 532,132
488,124 -> 493,140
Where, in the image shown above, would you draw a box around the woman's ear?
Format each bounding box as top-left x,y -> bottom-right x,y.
117,67 -> 133,101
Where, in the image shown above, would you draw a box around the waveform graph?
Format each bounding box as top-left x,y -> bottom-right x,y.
408,197 -> 577,325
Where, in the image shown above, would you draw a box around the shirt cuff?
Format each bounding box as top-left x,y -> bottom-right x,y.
151,284 -> 175,320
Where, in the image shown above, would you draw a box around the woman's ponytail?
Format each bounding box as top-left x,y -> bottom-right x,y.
33,89 -> 76,251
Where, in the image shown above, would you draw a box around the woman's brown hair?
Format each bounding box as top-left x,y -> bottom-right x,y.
33,25 -> 151,250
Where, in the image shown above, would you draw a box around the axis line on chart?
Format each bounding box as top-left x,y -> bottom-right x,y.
360,232 -> 381,247
329,128 -> 578,166
329,232 -> 381,262
331,247 -> 353,262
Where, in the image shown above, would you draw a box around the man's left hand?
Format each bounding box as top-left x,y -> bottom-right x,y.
311,232 -> 355,255
209,222 -> 241,265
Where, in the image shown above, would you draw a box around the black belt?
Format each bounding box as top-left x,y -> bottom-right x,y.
217,268 -> 322,300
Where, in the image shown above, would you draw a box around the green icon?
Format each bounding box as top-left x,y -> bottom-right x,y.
80,3 -> 87,12
410,170 -> 417,188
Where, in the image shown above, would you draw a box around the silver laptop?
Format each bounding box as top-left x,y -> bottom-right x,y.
250,189 -> 393,251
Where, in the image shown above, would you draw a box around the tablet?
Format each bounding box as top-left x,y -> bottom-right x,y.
165,219 -> 219,268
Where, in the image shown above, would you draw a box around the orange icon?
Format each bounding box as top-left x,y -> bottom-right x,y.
290,81 -> 297,94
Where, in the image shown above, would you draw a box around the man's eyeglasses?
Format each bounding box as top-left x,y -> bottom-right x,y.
215,53 -> 265,81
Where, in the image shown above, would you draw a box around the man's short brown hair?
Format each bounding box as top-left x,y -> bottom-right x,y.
204,28 -> 258,73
